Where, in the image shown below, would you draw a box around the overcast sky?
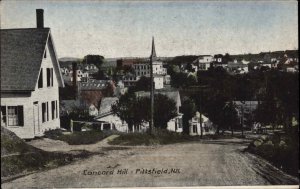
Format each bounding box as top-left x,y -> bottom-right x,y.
1,1 -> 298,58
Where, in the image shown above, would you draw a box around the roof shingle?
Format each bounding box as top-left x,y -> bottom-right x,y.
1,28 -> 50,91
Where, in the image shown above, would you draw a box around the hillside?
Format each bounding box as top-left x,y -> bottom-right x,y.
1,127 -> 90,182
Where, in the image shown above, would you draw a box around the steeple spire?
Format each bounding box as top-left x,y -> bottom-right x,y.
150,36 -> 157,60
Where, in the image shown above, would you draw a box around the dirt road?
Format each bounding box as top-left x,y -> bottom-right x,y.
2,137 -> 298,188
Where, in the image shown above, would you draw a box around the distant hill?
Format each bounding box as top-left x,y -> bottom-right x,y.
59,57 -> 81,62
166,55 -> 198,65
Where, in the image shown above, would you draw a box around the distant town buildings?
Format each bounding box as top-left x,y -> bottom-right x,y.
193,55 -> 213,71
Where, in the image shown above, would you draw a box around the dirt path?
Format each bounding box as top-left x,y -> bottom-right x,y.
2,138 -> 298,188
26,134 -> 120,153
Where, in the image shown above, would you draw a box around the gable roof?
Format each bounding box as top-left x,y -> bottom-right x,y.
99,97 -> 119,115
1,28 -> 64,91
135,90 -> 181,107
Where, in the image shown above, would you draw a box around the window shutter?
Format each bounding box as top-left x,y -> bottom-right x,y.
46,102 -> 49,121
51,101 -> 55,120
47,68 -> 50,87
51,68 -> 54,86
17,106 -> 24,126
55,101 -> 58,118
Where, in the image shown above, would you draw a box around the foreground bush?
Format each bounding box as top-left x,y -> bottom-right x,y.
108,129 -> 194,146
247,126 -> 299,177
44,129 -> 112,145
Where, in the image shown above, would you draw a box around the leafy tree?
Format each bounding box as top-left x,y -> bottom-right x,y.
223,102 -> 239,136
185,63 -> 194,72
171,72 -> 189,88
112,93 -> 178,131
111,93 -> 142,132
187,74 -> 197,86
204,94 -> 227,134
134,76 -> 151,91
82,55 -> 104,69
153,94 -> 178,129
59,83 -> 77,100
82,55 -> 107,80
167,64 -> 180,76
166,55 -> 198,66
180,97 -> 196,135
137,94 -> 178,130
224,53 -> 233,63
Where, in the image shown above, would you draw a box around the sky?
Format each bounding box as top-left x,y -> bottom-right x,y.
0,0 -> 298,58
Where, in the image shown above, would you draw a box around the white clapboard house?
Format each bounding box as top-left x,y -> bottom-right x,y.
0,9 -> 64,139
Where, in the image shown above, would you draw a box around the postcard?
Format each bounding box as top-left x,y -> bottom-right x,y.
1,1 -> 299,189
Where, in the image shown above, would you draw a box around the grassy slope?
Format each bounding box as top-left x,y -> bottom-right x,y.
44,129 -> 112,145
1,127 -> 91,180
108,130 -> 195,146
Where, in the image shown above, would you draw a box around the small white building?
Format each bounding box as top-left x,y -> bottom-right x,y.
0,10 -> 64,139
153,75 -> 164,89
123,74 -> 140,87
69,70 -> 89,82
194,55 -> 213,71
189,112 -> 214,136
95,97 -> 128,132
164,75 -> 171,85
167,113 -> 183,133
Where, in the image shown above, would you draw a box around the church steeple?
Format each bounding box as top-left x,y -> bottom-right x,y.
150,36 -> 157,60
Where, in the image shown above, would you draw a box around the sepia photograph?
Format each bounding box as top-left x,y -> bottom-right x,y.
0,1 -> 299,188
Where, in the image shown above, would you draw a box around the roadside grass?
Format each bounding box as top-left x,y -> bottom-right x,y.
1,127 -> 92,181
246,126 -> 299,177
108,130 -> 195,146
44,129 -> 113,145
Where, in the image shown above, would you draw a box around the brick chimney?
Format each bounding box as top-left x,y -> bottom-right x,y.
36,9 -> 44,28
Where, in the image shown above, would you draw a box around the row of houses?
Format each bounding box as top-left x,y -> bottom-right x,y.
191,52 -> 299,74
117,44 -> 170,89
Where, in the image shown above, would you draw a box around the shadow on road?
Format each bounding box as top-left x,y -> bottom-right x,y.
199,139 -> 251,146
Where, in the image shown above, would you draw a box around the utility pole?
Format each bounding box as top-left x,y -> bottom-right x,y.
149,37 -> 156,134
199,88 -> 203,138
241,102 -> 244,137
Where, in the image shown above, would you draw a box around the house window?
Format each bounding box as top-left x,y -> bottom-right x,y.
51,101 -> 58,120
47,102 -> 49,121
42,103 -> 46,122
193,125 -> 197,133
51,68 -> 53,86
47,68 -> 53,87
1,106 -> 7,125
44,50 -> 47,59
42,102 -> 49,123
55,101 -> 58,118
178,119 -> 182,128
38,68 -> 43,88
51,101 -> 55,120
6,106 -> 24,126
